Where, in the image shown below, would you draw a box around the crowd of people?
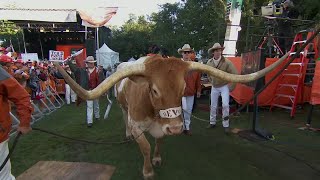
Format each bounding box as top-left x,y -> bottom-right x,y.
0,55 -> 62,100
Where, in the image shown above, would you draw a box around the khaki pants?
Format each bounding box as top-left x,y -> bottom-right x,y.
0,140 -> 15,180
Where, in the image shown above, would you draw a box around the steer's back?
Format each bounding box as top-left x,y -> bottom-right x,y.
114,56 -> 149,112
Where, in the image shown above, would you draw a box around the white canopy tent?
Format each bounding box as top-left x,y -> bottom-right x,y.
127,57 -> 136,62
96,43 -> 119,68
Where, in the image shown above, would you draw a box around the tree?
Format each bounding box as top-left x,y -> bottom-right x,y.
109,0 -> 319,60
0,20 -> 23,52
109,15 -> 154,61
149,3 -> 181,55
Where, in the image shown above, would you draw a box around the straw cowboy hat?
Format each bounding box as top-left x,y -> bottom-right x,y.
208,43 -> 225,54
177,44 -> 194,54
85,56 -> 96,63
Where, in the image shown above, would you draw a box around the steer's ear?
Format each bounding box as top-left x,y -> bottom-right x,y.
129,75 -> 148,84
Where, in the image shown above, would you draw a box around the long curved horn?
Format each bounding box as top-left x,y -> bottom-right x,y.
187,52 -> 289,83
54,63 -> 145,100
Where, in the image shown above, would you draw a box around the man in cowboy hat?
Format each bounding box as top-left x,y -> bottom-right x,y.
66,55 -> 104,127
206,43 -> 238,134
178,44 -> 202,135
83,56 -> 104,127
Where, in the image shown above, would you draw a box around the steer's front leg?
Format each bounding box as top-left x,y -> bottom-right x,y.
152,138 -> 162,166
132,127 -> 154,180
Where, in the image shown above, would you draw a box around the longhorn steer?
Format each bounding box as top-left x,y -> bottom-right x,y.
55,53 -> 289,179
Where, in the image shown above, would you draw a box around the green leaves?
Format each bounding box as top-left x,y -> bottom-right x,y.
0,20 -> 22,49
0,20 -> 21,35
107,0 -> 320,60
109,15 -> 154,61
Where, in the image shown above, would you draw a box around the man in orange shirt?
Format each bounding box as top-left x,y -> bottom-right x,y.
178,44 -> 201,135
0,67 -> 32,179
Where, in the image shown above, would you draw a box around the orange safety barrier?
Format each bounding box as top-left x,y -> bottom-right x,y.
229,57 -> 312,106
310,61 -> 320,105
55,79 -> 66,94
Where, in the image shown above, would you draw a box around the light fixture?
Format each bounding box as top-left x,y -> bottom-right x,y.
40,27 -> 45,32
65,29 -> 70,32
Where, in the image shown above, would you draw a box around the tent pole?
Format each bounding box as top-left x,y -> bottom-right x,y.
17,37 -> 21,52
96,27 -> 100,65
22,29 -> 27,53
96,27 -> 99,50
39,33 -> 44,60
85,26 -> 88,40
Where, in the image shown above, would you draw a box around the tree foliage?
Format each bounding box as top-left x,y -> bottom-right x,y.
109,0 -> 319,61
109,14 -> 154,61
0,20 -> 23,50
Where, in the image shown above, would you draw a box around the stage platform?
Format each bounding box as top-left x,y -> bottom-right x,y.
17,161 -> 116,180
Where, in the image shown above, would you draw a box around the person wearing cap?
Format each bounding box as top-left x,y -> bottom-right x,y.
64,65 -> 77,105
178,44 -> 201,135
0,66 -> 33,180
13,59 -> 29,87
26,59 -> 33,68
0,47 -> 7,55
0,55 -> 14,76
206,43 -> 238,134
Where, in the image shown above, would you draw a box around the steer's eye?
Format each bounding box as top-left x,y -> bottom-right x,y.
153,89 -> 158,95
150,84 -> 160,98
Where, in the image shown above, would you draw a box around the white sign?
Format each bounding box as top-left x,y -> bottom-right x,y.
21,53 -> 39,62
49,50 -> 64,60
159,107 -> 182,119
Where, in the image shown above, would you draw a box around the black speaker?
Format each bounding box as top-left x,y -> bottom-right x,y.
85,39 -> 95,57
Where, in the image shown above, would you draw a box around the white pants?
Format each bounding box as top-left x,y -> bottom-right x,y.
0,140 -> 15,180
65,84 -> 77,104
210,85 -> 230,128
87,99 -> 100,124
182,96 -> 195,130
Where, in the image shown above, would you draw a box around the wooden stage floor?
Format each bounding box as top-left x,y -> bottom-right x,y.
17,161 -> 116,180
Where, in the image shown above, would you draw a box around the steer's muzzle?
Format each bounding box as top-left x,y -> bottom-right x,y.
166,124 -> 183,135
162,120 -> 184,135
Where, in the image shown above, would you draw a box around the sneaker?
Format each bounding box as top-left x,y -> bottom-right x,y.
87,123 -> 93,128
206,124 -> 216,129
95,118 -> 100,121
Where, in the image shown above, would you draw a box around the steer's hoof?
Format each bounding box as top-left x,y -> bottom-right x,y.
143,171 -> 154,180
152,157 -> 162,167
124,135 -> 134,141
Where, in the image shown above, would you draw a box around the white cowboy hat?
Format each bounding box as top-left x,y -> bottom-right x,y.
208,43 -> 225,54
85,56 -> 96,63
177,44 -> 194,54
